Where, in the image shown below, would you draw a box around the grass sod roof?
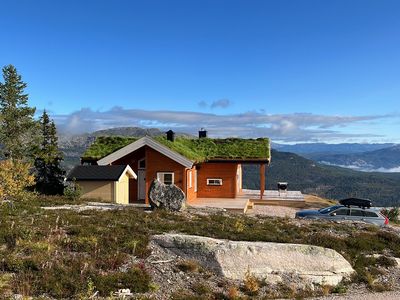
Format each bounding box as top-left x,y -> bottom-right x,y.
82,136 -> 270,163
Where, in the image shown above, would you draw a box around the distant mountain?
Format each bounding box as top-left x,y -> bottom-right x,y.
310,145 -> 400,172
243,149 -> 400,207
272,142 -> 395,155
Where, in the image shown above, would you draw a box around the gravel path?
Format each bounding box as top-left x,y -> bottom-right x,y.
312,291 -> 400,300
248,204 -> 298,218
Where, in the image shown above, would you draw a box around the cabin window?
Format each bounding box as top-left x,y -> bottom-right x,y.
207,178 -> 223,186
157,172 -> 174,185
188,171 -> 192,189
138,158 -> 146,169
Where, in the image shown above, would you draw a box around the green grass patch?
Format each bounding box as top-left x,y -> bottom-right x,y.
1,194 -> 400,298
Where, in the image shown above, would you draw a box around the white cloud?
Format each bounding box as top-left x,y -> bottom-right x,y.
375,166 -> 400,173
52,107 -> 393,142
321,162 -> 400,173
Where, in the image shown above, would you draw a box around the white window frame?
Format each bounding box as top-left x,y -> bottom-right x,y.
207,178 -> 223,186
157,172 -> 174,185
188,170 -> 192,189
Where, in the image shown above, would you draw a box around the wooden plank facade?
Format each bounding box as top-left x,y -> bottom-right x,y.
79,136 -> 269,205
100,146 -> 253,204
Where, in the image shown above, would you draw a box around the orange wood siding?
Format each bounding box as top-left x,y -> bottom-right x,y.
145,147 -> 187,204
111,146 -> 192,203
197,162 -> 238,198
113,147 -> 145,203
185,166 -> 197,201
129,177 -> 138,202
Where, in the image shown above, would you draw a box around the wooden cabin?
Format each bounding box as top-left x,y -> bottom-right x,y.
73,130 -> 270,205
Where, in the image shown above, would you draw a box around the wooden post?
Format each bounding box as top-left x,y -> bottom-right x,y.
260,163 -> 265,200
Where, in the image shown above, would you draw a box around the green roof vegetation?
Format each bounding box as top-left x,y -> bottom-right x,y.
82,136 -> 270,162
82,136 -> 138,160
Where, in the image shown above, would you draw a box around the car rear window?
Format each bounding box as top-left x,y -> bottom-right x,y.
364,211 -> 378,218
350,209 -> 364,216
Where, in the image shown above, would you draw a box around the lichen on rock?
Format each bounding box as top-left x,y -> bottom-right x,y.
152,233 -> 355,287
149,179 -> 185,211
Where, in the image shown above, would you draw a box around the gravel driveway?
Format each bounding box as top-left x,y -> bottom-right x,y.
248,204 -> 298,218
312,291 -> 400,300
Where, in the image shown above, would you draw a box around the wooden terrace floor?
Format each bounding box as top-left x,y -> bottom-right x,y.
187,189 -> 305,213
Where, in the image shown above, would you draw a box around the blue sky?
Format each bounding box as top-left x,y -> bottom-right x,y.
1,0 -> 399,142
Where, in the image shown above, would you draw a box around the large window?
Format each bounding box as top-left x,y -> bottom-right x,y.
157,172 -> 174,185
207,178 -> 223,186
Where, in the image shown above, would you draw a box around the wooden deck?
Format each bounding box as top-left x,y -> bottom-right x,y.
188,189 -> 305,213
188,195 -> 250,213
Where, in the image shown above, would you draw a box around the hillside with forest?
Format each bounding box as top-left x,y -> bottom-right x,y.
243,149 -> 400,207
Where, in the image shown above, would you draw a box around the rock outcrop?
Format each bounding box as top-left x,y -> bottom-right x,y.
149,180 -> 185,211
152,234 -> 355,286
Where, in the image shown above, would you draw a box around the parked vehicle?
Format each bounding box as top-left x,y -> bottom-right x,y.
295,201 -> 389,226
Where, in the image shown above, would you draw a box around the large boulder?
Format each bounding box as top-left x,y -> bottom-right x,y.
149,179 -> 185,211
152,234 -> 355,286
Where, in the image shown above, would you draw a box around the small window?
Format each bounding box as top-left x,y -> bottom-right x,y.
138,159 -> 146,169
157,172 -> 174,185
365,211 -> 378,218
207,178 -> 222,186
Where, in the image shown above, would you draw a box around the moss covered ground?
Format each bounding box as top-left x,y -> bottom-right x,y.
82,136 -> 270,162
1,195 -> 399,298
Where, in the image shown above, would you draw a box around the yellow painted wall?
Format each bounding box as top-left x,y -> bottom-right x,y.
115,173 -> 129,204
79,181 -> 114,202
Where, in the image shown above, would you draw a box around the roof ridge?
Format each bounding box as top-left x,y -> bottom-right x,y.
97,136 -> 194,168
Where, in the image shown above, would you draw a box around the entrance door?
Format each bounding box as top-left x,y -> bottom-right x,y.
137,169 -> 146,200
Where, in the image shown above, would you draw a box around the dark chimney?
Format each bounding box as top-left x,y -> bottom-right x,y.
199,128 -> 207,138
166,130 -> 175,142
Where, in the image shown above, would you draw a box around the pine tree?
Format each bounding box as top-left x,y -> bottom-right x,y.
0,65 -> 36,159
34,110 -> 65,195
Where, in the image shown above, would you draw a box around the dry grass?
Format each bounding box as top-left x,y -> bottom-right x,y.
303,194 -> 337,209
242,268 -> 260,295
2,193 -> 400,298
